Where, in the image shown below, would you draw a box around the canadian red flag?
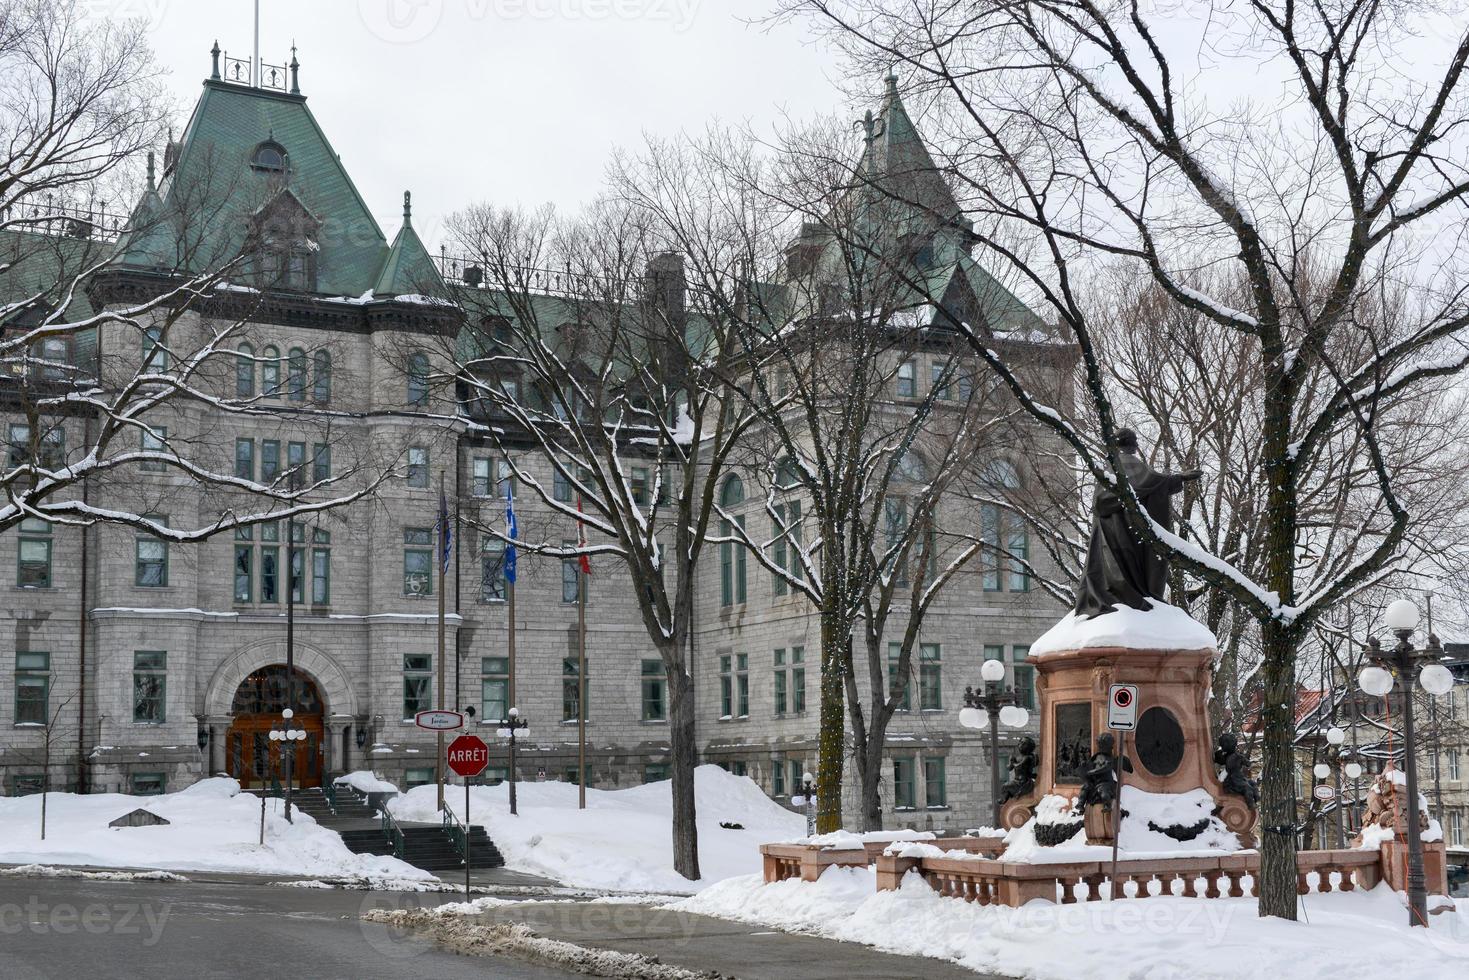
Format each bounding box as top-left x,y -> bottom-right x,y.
576,496 -> 592,575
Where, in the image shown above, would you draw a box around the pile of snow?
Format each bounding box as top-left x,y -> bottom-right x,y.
787,829 -> 936,851
334,770 -> 399,795
1117,786 -> 1240,852
0,777 -> 430,879
389,765 -> 803,894
679,868 -> 1469,979
1031,599 -> 1217,656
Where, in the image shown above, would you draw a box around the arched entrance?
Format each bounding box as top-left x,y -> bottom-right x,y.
225,666 -> 326,790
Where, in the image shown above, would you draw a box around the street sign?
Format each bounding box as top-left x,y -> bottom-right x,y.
1107,684 -> 1140,731
446,734 -> 490,778
1313,784 -> 1336,802
414,709 -> 464,732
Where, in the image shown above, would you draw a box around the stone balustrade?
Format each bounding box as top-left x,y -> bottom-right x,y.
760,836 -> 1006,884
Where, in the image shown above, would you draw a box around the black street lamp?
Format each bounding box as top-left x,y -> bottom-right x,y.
1357,598 -> 1456,927
795,772 -> 816,836
499,706 -> 528,816
959,658 -> 1030,828
268,708 -> 307,824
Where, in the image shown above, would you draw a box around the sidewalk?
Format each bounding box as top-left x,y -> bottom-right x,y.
462,901 -> 1002,980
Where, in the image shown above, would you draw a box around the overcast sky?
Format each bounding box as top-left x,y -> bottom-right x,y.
122,0 -> 849,247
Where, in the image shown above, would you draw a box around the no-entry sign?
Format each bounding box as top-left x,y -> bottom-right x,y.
446,734 -> 490,778
1107,684 -> 1140,731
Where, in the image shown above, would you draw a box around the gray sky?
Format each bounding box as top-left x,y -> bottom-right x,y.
122,0 -> 848,247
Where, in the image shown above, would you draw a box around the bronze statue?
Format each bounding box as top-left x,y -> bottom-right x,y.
1073,428 -> 1201,617
998,736 -> 1038,806
1214,733 -> 1259,809
1074,732 -> 1132,814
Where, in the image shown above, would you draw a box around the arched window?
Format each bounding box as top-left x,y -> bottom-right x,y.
774,457 -> 801,489
894,449 -> 928,483
236,344 -> 255,397
407,352 -> 430,407
287,347 -> 307,402
719,474 -> 747,607
251,141 -> 287,173
261,345 -> 281,398
312,350 -> 331,403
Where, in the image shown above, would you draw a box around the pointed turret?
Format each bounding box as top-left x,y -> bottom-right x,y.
372,190 -> 448,299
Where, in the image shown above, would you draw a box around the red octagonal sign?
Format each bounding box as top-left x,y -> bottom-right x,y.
447,734 -> 490,778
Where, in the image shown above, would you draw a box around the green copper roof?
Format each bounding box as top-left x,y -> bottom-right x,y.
113,79 -> 393,296
374,192 -> 447,298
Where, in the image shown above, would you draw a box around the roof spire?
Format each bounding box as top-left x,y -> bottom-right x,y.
210,40 -> 221,80
290,42 -> 300,94
146,151 -> 156,191
403,190 -> 412,223
885,68 -> 899,94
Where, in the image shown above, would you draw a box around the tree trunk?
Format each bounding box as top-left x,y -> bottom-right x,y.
858,737 -> 884,832
1257,621 -> 1299,919
815,609 -> 847,833
667,652 -> 701,881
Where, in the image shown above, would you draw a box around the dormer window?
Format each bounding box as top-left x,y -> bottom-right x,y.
251,141 -> 287,173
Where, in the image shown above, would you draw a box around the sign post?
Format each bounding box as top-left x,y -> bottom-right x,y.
1106,684 -> 1139,898
447,733 -> 489,900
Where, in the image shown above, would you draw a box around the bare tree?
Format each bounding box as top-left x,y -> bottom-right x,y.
779,0 -> 1469,918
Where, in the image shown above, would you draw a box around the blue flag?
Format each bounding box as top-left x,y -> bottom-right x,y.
438,489 -> 453,573
504,486 -> 518,584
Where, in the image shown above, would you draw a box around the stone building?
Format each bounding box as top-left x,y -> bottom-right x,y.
0,46 -> 1070,834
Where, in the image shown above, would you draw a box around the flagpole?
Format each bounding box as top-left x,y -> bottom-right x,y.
506,486 -> 519,817
436,471 -> 447,814
576,496 -> 588,811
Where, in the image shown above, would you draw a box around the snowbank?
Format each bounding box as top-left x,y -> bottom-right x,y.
679,869 -> 1469,979
334,770 -> 400,795
788,829 -> 936,851
0,777 -> 430,879
389,765 -> 803,894
1031,599 -> 1217,656
998,788 -> 1240,863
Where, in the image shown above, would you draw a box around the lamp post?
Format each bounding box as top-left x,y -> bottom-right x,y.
499,706 -> 528,816
1356,598 -> 1456,927
797,772 -> 816,837
268,708 -> 307,824
959,658 -> 1030,828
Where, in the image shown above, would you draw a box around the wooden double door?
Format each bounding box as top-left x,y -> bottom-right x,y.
224,665 -> 326,789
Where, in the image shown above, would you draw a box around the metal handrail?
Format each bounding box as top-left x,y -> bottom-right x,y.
321,778 -> 338,814
441,803 -> 469,863
379,806 -> 406,860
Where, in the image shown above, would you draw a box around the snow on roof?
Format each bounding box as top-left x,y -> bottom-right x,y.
1030,599 -> 1217,657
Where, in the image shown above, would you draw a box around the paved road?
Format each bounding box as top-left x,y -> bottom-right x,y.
0,875 -> 581,980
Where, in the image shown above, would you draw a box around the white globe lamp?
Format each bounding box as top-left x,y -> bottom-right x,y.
1419,663 -> 1455,697
1358,666 -> 1395,697
1313,763 -> 1331,780
282,708 -> 294,720
980,658 -> 1005,684
1326,727 -> 1345,746
1383,599 -> 1420,633
1344,762 -> 1363,780
1000,705 -> 1030,728
958,706 -> 984,729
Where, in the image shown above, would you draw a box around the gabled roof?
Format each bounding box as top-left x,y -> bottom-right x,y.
113,77 -> 391,296
857,74 -> 964,226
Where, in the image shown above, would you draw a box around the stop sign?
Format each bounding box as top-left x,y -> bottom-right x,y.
446,734 -> 490,778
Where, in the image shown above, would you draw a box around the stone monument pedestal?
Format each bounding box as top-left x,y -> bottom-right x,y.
1000,643 -> 1256,847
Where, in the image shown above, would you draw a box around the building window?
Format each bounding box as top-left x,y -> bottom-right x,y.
480,536 -> 506,602
261,440 -> 280,482
884,498 -> 909,587
407,447 -> 429,488
143,325 -> 167,372
10,774 -> 44,796
404,768 -> 435,790
261,345 -> 281,397
287,442 -> 306,483
407,352 -> 430,407
644,764 -> 670,784
251,141 -> 287,172
563,764 -> 592,788
720,655 -> 750,720
896,359 -> 916,397
135,517 -> 168,587
1012,645 -> 1035,709
1008,517 -> 1030,592
719,655 -> 734,718
482,657 -> 508,723
1451,811 -> 1463,848
287,348 -> 307,401
140,426 -> 167,472
641,659 -> 667,722
312,444 -> 331,484
791,646 -> 806,713
719,475 -> 746,607
630,467 -> 650,506
736,653 -> 749,717
472,458 -> 492,497
312,350 -> 331,402
260,524 -> 280,603
236,344 -> 256,397
235,438 -> 254,480
132,651 -> 166,723
553,467 -> 573,502
888,643 -> 912,711
919,643 -> 942,710
774,649 -> 788,716
772,501 -> 802,596
311,529 -> 331,604
131,772 -> 166,796
773,759 -> 787,797
980,504 -> 1002,591
562,658 -> 586,722
234,539 -> 253,602
403,528 -> 433,595
924,756 -> 947,808
403,655 -> 432,718
1450,751 -> 1461,782
17,518 -> 52,588
15,652 -> 49,725
893,756 -> 916,809
561,540 -> 585,603
6,423 -> 63,469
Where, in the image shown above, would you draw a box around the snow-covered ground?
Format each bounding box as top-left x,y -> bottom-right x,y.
680,867 -> 1469,980
389,764 -> 804,894
0,777 -> 430,880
